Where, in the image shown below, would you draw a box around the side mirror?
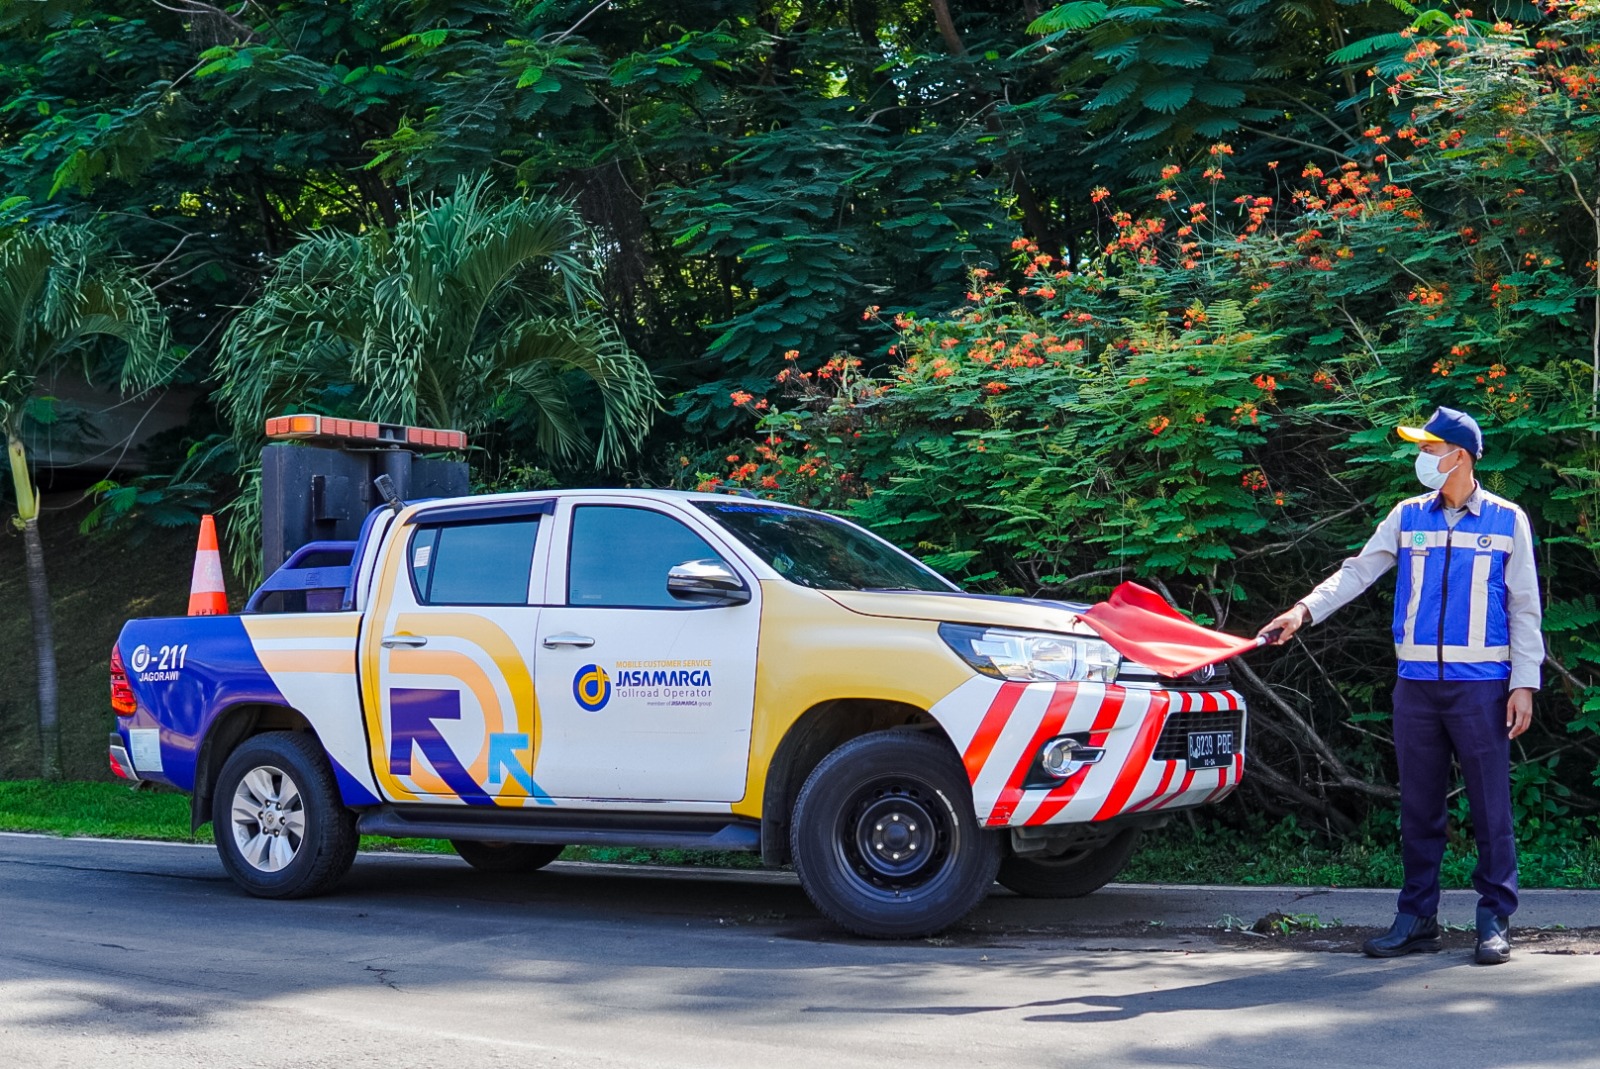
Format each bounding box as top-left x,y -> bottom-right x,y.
667,559 -> 751,606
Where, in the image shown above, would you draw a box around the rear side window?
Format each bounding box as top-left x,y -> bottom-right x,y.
567,505 -> 726,608
409,519 -> 539,605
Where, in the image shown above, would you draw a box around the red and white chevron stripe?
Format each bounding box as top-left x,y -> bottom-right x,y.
930,678 -> 1247,827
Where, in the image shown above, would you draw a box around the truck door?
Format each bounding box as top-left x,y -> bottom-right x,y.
531,500 -> 760,803
362,501 -> 551,807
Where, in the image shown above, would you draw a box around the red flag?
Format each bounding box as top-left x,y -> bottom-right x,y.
1078,582 -> 1262,678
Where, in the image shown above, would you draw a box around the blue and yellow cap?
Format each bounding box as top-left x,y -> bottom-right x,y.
1398,405 -> 1483,458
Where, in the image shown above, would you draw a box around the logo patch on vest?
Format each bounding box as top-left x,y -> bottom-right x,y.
1478,534 -> 1493,549
1412,532 -> 1428,548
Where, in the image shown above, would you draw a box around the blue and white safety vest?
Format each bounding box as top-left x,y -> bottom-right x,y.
1392,491 -> 1519,681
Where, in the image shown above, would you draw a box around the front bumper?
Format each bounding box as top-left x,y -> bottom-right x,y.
932,678 -> 1246,827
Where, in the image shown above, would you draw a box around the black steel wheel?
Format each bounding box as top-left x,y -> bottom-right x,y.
996,828 -> 1142,899
450,840 -> 565,873
790,730 -> 1000,938
211,731 -> 358,899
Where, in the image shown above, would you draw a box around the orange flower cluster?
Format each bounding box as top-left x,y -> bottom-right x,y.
814,356 -> 862,380
1407,284 -> 1447,307
1148,415 -> 1171,436
1230,194 -> 1274,237
1241,470 -> 1269,492
1105,212 -> 1167,262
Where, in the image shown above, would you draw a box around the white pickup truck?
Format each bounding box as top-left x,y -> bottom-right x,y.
113,477 -> 1247,937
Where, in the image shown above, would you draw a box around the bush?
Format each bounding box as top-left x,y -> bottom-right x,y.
709,11 -> 1600,841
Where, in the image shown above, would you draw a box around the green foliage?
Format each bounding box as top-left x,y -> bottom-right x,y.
215,180 -> 657,460
713,9 -> 1600,832
80,434 -> 235,539
0,223 -> 174,431
2,0 -> 1598,849
211,180 -> 657,580
1123,809 -> 1600,888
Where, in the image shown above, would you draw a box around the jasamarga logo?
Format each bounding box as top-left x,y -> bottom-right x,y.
572,664 -> 612,712
612,659 -> 715,707
615,668 -> 713,688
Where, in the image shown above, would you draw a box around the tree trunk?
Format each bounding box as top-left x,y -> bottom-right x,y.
20,515 -> 61,780
927,0 -> 1059,250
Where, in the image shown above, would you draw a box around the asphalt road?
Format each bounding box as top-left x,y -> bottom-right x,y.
2,834 -> 1596,1069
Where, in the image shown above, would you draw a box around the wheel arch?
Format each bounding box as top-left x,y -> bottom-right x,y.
759,698 -> 957,867
191,703 -> 320,831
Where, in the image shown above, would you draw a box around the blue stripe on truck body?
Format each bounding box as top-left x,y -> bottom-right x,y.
114,616 -> 286,791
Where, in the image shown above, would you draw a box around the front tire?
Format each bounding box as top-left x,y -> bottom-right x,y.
790,730 -> 1001,938
450,840 -> 565,873
996,828 -> 1141,899
212,731 -> 358,899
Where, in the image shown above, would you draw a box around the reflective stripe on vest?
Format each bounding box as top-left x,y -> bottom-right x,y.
1392,492 -> 1519,682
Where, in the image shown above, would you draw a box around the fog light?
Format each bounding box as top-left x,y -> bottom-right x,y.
1040,737 -> 1107,778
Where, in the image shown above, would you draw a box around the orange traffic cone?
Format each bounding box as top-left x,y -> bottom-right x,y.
187,514 -> 229,616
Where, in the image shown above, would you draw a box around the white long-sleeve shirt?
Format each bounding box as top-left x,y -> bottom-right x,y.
1297,483 -> 1544,690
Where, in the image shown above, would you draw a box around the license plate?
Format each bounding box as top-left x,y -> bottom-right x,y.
1186,730 -> 1235,769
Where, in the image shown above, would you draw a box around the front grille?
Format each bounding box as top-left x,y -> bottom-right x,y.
1118,661 -> 1231,689
1152,709 -> 1244,761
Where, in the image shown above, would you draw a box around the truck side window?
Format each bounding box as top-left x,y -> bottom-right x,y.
568,506 -> 727,609
409,518 -> 539,606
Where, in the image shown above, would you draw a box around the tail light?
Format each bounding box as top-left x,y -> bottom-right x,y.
110,645 -> 137,716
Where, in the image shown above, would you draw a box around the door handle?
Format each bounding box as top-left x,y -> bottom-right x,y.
381,634 -> 428,649
542,632 -> 595,649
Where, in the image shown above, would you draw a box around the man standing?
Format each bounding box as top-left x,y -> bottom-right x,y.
1260,406 -> 1543,965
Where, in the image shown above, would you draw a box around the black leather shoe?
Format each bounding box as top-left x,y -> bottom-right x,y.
1363,913 -> 1442,958
1475,907 -> 1511,965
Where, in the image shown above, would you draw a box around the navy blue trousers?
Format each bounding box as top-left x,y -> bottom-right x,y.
1392,678 -> 1518,920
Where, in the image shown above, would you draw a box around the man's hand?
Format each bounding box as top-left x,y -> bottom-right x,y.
1259,603 -> 1310,646
1507,688 -> 1535,740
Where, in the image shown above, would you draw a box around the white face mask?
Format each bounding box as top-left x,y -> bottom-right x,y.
1414,449 -> 1458,490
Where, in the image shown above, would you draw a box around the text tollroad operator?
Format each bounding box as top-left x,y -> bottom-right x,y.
1260,406 -> 1543,966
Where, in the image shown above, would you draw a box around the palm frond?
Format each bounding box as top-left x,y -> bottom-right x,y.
217,183 -> 658,468
0,224 -> 174,427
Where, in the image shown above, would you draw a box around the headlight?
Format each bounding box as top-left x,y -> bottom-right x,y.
939,623 -> 1120,683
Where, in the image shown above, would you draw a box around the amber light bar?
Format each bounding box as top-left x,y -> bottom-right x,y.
264,414 -> 467,451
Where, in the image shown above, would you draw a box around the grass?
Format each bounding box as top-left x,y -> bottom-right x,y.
0,780 -> 762,868
6,780 -> 1597,887
1121,811 -> 1600,889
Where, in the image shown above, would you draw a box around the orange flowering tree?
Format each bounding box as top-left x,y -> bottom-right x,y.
700,6 -> 1600,832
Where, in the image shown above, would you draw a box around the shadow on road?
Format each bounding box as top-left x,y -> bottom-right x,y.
2,839 -> 1594,1069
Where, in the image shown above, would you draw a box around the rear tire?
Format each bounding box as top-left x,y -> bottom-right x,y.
996,828 -> 1141,899
212,731 -> 358,899
790,730 -> 1001,938
450,840 -> 565,873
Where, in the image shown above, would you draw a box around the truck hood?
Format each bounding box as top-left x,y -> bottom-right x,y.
820,590 -> 1097,635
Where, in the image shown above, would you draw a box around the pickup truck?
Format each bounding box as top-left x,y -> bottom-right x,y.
110,486 -> 1247,937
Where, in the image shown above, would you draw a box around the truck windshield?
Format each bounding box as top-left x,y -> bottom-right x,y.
695,501 -> 953,592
